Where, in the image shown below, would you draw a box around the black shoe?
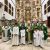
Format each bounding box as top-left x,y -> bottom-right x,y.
40,45 -> 44,49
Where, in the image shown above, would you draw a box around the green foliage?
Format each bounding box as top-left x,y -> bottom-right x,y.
42,26 -> 48,40
0,26 -> 3,33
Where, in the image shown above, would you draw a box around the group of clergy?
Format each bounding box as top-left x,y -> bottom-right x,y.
2,18 -> 48,48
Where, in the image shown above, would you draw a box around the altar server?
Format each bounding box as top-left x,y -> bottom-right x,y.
2,25 -> 9,41
33,28 -> 44,48
38,28 -> 44,48
12,23 -> 19,46
33,28 -> 39,46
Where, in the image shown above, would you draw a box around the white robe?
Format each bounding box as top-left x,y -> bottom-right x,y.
38,30 -> 44,47
20,29 -> 25,44
33,30 -> 44,47
12,26 -> 19,45
2,26 -> 9,41
33,30 -> 39,46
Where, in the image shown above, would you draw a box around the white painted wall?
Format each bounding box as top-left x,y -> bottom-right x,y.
0,0 -> 4,19
41,0 -> 49,21
0,0 -> 15,20
0,0 -> 4,4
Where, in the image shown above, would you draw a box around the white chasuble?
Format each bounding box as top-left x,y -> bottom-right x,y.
12,26 -> 19,45
20,29 -> 25,44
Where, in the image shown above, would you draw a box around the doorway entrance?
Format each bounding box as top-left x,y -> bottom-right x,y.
47,17 -> 50,28
47,16 -> 50,36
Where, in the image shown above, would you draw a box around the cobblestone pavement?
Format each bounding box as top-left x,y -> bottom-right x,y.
0,39 -> 50,50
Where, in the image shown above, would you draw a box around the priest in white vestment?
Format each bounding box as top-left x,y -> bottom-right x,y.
12,23 -> 19,46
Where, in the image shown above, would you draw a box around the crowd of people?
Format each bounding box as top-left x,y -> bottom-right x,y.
1,18 -> 48,48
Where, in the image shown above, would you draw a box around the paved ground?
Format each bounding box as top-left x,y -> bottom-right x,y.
0,39 -> 50,50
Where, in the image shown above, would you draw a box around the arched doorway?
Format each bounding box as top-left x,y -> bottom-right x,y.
47,16 -> 50,36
